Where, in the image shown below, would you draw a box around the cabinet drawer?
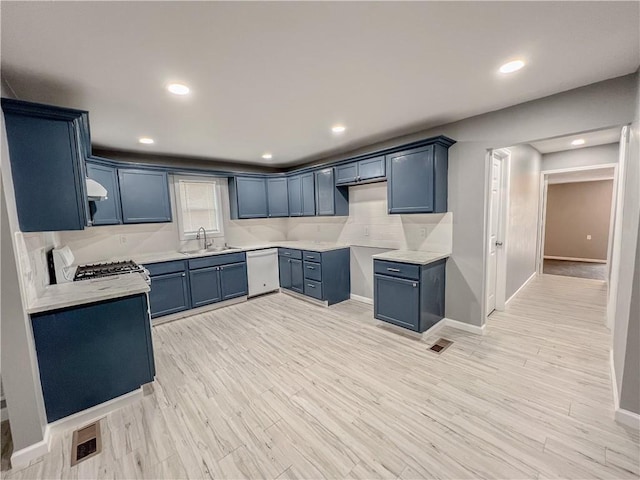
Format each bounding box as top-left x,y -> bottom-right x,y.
278,248 -> 302,259
146,260 -> 187,276
302,251 -> 321,262
188,252 -> 246,270
374,260 -> 420,281
303,261 -> 322,281
304,279 -> 323,300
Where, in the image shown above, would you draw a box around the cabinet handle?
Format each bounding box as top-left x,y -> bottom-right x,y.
306,255 -> 315,259
307,266 -> 315,270
413,283 -> 417,287
307,283 -> 315,288
181,273 -> 186,277
387,268 -> 401,272
285,252 -> 290,255
288,259 -> 291,263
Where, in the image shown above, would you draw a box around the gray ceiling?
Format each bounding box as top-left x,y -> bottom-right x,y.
2,1 -> 639,166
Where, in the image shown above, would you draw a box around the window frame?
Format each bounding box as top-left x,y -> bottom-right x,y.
174,175 -> 225,241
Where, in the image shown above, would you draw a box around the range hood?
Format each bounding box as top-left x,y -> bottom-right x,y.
86,178 -> 108,201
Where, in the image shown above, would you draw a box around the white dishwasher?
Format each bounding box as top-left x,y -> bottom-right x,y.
246,248 -> 280,298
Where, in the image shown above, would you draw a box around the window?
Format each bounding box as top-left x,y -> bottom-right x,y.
174,176 -> 224,239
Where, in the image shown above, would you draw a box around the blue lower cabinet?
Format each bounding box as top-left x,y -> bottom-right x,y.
290,258 -> 304,294
279,248 -> 350,305
374,259 -> 446,332
148,271 -> 190,318
31,294 -> 155,422
220,262 -> 248,300
189,266 -> 222,307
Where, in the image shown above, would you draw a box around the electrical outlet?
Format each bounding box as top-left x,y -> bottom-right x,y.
587,235 -> 592,240
420,228 -> 426,238
119,235 -> 127,244
364,226 -> 369,237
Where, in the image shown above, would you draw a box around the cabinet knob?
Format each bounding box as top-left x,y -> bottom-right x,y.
182,273 -> 186,277
413,283 -> 417,287
288,259 -> 291,263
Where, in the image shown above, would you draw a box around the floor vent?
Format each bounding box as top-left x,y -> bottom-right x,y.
429,338 -> 453,354
71,421 -> 102,466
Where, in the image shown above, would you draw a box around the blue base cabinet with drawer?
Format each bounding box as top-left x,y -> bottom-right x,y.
374,259 -> 446,332
146,252 -> 248,319
279,248 -> 350,305
31,294 -> 155,422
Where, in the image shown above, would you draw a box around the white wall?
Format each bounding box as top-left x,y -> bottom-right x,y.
541,143 -> 619,171
612,73 -> 640,416
505,145 -> 541,299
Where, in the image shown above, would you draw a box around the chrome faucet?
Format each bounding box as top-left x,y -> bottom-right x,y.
196,227 -> 212,250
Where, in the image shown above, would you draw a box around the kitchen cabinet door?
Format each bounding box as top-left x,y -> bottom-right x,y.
357,156 -> 385,182
267,177 -> 289,217
220,262 -> 248,300
31,294 -> 154,422
387,146 -> 435,214
288,175 -> 302,216
1,99 -> 90,232
374,274 -> 420,331
149,271 -> 190,318
315,169 -> 335,216
86,162 -> 121,225
290,258 -> 304,293
335,163 -> 358,185
119,169 -> 172,223
189,266 -> 222,308
279,255 -> 292,289
301,173 -> 316,216
234,176 -> 268,219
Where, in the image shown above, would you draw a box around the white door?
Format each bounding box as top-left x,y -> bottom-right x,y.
486,153 -> 503,315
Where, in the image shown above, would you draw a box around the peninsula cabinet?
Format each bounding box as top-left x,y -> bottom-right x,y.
31,293 -> 155,422
374,259 -> 446,332
387,141 -> 452,214
1,98 -> 91,232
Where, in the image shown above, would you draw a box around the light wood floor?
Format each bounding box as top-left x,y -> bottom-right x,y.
3,274 -> 639,479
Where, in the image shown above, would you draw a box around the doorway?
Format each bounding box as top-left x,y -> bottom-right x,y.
537,164 -> 617,281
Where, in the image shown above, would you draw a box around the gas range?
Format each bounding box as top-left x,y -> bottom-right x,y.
74,260 -> 146,281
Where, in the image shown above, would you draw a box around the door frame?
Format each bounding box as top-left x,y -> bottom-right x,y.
483,148 -> 511,317
536,162 -> 619,275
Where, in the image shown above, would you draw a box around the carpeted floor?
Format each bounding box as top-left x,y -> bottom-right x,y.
543,259 -> 607,280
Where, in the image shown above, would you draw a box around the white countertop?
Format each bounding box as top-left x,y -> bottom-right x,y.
371,250 -> 450,265
27,273 -> 150,315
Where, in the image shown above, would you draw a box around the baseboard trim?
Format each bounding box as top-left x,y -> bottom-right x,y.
281,288 -> 328,308
11,388 -> 143,468
152,296 -> 247,326
544,256 -> 606,264
506,272 -> 537,306
444,317 -> 487,336
350,294 -> 373,305
615,408 -> 640,430
609,350 -> 639,430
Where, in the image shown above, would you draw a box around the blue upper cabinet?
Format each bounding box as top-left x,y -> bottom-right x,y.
315,168 -> 349,216
335,156 -> 385,186
387,142 -> 450,214
287,175 -> 302,216
266,177 -> 289,217
118,169 -> 172,223
229,176 -> 268,219
86,161 -> 121,225
1,98 -> 90,232
301,172 -> 316,216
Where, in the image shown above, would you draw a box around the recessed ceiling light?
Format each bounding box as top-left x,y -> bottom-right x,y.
571,139 -> 585,146
499,60 -> 525,74
262,153 -> 273,160
167,83 -> 190,95
138,137 -> 154,144
332,125 -> 346,133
